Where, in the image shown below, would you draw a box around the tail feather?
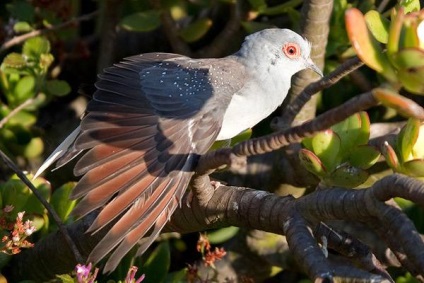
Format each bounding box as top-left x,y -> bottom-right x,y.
33,126 -> 81,179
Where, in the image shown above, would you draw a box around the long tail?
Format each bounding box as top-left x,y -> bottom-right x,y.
33,126 -> 82,179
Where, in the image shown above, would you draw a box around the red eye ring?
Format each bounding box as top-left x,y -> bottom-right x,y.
283,42 -> 301,59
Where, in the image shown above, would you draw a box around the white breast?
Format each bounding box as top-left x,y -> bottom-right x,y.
216,77 -> 289,140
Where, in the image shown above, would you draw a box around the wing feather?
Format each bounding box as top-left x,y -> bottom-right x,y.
52,53 -> 247,270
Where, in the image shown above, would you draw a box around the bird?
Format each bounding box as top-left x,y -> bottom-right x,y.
36,28 -> 322,272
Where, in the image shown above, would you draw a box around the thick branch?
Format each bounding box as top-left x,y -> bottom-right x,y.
233,91 -> 377,156
8,174 -> 424,281
96,0 -> 124,72
149,0 -> 192,56
284,0 -> 333,122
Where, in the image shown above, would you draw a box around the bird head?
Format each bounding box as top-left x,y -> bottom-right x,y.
238,28 -> 323,78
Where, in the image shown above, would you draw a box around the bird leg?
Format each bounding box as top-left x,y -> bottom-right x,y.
190,147 -> 246,207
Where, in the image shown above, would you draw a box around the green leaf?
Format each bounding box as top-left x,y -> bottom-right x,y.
141,242 -> 171,283
399,0 -> 421,13
230,128 -> 252,146
357,111 -> 371,145
46,80 -> 71,96
393,48 -> 424,69
8,110 -> 37,127
345,8 -> 397,82
326,164 -> 369,188
261,0 -> 302,16
50,182 -> 77,222
403,21 -> 420,49
120,11 -> 161,32
299,148 -> 327,177
373,88 -> 424,118
387,8 -> 404,58
0,254 -> 11,272
248,0 -> 267,11
347,145 -> 381,169
165,268 -> 188,283
6,0 -> 35,22
209,139 -> 231,150
395,197 -> 415,210
23,36 -> 51,58
208,227 -> 239,244
241,21 -> 275,34
398,118 -> 420,162
2,53 -> 27,69
55,274 -> 75,283
381,141 -> 400,170
332,113 -> 363,154
8,124 -> 32,148
24,177 -> 51,216
179,18 -> 213,43
403,159 -> 424,177
302,136 -> 314,151
399,66 -> 424,95
0,179 -> 31,213
23,137 -> 44,159
412,123 -> 424,159
210,129 -> 251,150
14,75 -> 35,101
0,128 -> 17,145
394,49 -> 424,94
365,10 -> 390,44
311,130 -> 341,172
39,53 -> 54,71
13,21 -> 32,33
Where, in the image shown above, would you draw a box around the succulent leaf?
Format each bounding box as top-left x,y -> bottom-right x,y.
299,148 -> 327,177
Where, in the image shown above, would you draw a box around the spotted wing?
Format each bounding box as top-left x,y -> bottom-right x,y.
68,53 -> 246,272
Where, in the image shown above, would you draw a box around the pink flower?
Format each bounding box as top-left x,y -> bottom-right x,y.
125,266 -> 145,283
75,263 -> 98,283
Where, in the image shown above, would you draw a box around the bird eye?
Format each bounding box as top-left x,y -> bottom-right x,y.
283,43 -> 301,59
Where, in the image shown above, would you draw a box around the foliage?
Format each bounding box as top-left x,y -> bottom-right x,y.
0,175 -> 76,268
346,2 -> 424,94
0,35 -> 70,160
300,111 -> 380,187
382,118 -> 424,178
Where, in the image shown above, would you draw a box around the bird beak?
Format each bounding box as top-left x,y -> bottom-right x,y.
306,58 -> 323,77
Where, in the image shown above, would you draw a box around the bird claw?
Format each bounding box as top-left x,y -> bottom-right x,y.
210,180 -> 222,189
186,180 -> 222,208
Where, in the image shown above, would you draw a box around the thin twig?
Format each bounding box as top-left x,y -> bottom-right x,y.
377,0 -> 391,13
0,150 -> 83,263
234,91 -> 378,156
0,97 -> 35,129
149,0 -> 192,56
196,1 -> 242,58
195,91 -> 378,178
0,11 -> 99,53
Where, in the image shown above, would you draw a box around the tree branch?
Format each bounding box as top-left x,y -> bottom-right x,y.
96,0 -> 124,72
283,0 -> 333,123
0,97 -> 35,129
8,173 -> 424,281
0,11 -> 99,53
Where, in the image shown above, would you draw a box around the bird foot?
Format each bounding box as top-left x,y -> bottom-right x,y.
210,180 -> 222,189
186,180 -> 222,208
